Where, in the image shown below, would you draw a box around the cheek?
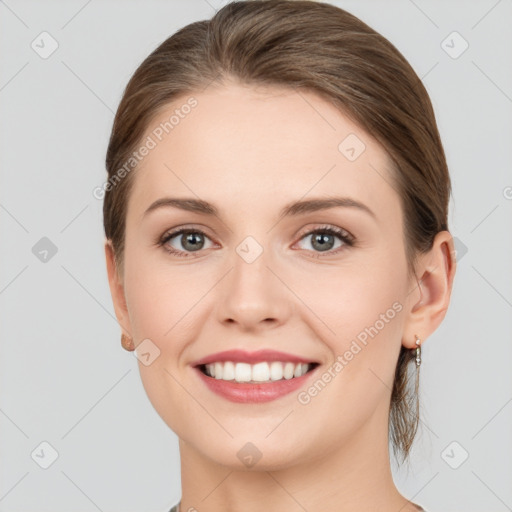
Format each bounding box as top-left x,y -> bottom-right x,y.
294,264 -> 406,435
295,256 -> 404,335
123,240 -> 205,342
292,248 -> 407,382
123,252 -> 198,428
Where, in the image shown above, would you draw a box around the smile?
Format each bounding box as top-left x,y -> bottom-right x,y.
199,361 -> 318,383
194,361 -> 319,403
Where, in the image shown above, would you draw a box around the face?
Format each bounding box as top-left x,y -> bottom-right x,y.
112,81 -> 419,469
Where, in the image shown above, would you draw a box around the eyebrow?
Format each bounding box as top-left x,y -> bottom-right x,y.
143,196 -> 376,220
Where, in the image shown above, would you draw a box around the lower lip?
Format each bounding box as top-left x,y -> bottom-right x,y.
194,366 -> 317,403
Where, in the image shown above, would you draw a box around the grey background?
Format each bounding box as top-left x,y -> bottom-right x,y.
1,0 -> 511,511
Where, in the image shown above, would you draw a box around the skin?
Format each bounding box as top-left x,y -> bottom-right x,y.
105,80 -> 456,512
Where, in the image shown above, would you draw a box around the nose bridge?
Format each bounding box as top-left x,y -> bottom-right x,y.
217,232 -> 290,329
231,233 -> 276,303
235,234 -> 266,267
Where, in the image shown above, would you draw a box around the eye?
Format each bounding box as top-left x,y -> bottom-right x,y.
158,228 -> 215,258
157,224 -> 355,258
294,225 -> 355,256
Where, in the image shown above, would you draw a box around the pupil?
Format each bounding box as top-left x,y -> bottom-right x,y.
313,233 -> 333,252
183,233 -> 204,251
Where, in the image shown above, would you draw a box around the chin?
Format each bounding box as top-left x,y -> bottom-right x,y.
190,435 -> 312,472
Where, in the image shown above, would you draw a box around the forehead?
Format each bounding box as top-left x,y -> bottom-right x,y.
126,82 -> 401,226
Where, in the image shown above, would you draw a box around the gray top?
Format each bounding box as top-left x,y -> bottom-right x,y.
168,503 -> 426,511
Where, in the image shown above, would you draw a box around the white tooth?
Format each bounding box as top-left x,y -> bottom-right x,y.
270,361 -> 284,381
214,362 -> 224,379
223,361 -> 235,380
283,362 -> 295,379
252,362 -> 270,382
235,362 -> 252,382
205,361 -> 310,382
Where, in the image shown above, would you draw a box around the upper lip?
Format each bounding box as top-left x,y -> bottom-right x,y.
191,349 -> 319,367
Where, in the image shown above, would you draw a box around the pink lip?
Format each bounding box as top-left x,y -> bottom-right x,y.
191,349 -> 318,367
193,364 -> 319,403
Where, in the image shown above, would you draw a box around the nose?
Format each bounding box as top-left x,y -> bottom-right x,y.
216,245 -> 292,332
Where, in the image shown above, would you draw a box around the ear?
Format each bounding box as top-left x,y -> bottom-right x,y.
104,240 -> 132,337
402,230 -> 457,348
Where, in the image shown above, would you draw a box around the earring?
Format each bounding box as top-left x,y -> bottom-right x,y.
414,335 -> 422,367
121,333 -> 135,351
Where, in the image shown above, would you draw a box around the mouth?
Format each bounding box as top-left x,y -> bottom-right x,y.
193,360 -> 320,403
196,361 -> 320,384
190,348 -> 322,403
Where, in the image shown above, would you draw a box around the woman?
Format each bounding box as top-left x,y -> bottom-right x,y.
103,1 -> 456,510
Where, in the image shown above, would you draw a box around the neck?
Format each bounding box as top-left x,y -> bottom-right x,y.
176,401 -> 420,512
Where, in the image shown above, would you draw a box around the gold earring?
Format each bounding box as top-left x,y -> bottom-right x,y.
121,333 -> 135,351
414,335 -> 422,367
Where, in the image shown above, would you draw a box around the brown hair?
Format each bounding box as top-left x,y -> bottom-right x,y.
103,0 -> 451,464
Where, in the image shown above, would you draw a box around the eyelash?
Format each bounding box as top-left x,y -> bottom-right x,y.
157,224 -> 355,259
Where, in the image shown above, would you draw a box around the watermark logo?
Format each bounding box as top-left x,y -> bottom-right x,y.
32,237 -> 58,263
452,236 -> 468,262
236,236 -> 264,264
31,31 -> 59,59
237,442 -> 262,468
441,440 -> 469,469
338,133 -> 366,162
134,338 -> 161,366
441,31 -> 469,59
31,441 -> 59,469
